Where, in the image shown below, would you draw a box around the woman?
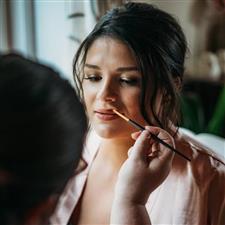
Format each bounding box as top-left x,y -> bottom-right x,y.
51,2 -> 225,224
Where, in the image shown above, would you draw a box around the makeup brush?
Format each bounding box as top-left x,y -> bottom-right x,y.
113,109 -> 191,162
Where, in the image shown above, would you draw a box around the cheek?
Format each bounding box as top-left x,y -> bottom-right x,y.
122,90 -> 143,119
83,85 -> 95,114
126,96 -> 140,113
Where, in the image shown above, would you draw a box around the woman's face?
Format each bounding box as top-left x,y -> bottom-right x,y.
82,37 -> 147,139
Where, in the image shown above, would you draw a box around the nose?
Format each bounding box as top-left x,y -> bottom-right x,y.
97,79 -> 117,102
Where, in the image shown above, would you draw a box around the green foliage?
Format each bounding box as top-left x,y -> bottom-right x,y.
180,94 -> 205,133
180,86 -> 225,137
207,86 -> 225,136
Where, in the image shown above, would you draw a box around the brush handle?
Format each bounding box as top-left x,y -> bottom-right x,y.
129,119 -> 145,131
150,133 -> 191,161
129,119 -> 191,161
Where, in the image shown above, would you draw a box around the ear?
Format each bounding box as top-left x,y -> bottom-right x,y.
24,194 -> 59,225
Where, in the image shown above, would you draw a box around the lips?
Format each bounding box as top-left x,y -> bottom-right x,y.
94,109 -> 118,121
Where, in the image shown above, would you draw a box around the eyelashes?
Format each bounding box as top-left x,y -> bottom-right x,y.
83,74 -> 140,86
83,75 -> 101,82
119,78 -> 140,86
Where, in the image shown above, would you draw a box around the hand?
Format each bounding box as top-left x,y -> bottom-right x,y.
114,126 -> 175,205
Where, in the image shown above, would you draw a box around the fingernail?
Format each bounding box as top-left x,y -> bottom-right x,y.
143,130 -> 151,138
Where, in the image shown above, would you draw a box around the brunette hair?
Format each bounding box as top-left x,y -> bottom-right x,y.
0,54 -> 87,224
73,2 -> 187,130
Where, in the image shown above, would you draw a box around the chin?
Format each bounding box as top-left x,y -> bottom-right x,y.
94,123 -> 130,139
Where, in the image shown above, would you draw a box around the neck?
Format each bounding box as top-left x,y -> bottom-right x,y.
98,136 -> 135,168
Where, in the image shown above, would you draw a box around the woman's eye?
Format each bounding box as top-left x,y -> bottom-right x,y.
83,75 -> 102,82
120,78 -> 139,86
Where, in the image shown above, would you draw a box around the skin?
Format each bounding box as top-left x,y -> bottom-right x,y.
83,37 -> 146,139
111,127 -> 174,225
71,37 -> 175,225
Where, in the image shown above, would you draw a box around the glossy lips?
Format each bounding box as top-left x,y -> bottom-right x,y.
94,109 -> 118,121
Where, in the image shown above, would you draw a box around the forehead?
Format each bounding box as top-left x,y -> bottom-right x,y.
85,37 -> 138,67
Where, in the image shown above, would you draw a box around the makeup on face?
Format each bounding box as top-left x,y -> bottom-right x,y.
82,37 -> 145,139
94,109 -> 118,121
83,64 -> 141,87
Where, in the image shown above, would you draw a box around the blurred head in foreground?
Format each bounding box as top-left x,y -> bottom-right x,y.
0,54 -> 87,225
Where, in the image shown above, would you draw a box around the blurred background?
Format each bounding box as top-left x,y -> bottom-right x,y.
0,0 -> 225,142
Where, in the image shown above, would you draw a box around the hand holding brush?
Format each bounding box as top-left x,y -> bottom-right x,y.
111,127 -> 175,225
113,109 -> 191,162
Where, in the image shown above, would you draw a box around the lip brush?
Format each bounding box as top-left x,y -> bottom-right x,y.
113,109 -> 191,162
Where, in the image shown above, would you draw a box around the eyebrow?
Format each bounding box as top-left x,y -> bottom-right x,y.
84,64 -> 139,72
84,64 -> 100,70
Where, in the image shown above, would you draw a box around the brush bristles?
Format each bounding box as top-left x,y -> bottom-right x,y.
113,109 -> 129,122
